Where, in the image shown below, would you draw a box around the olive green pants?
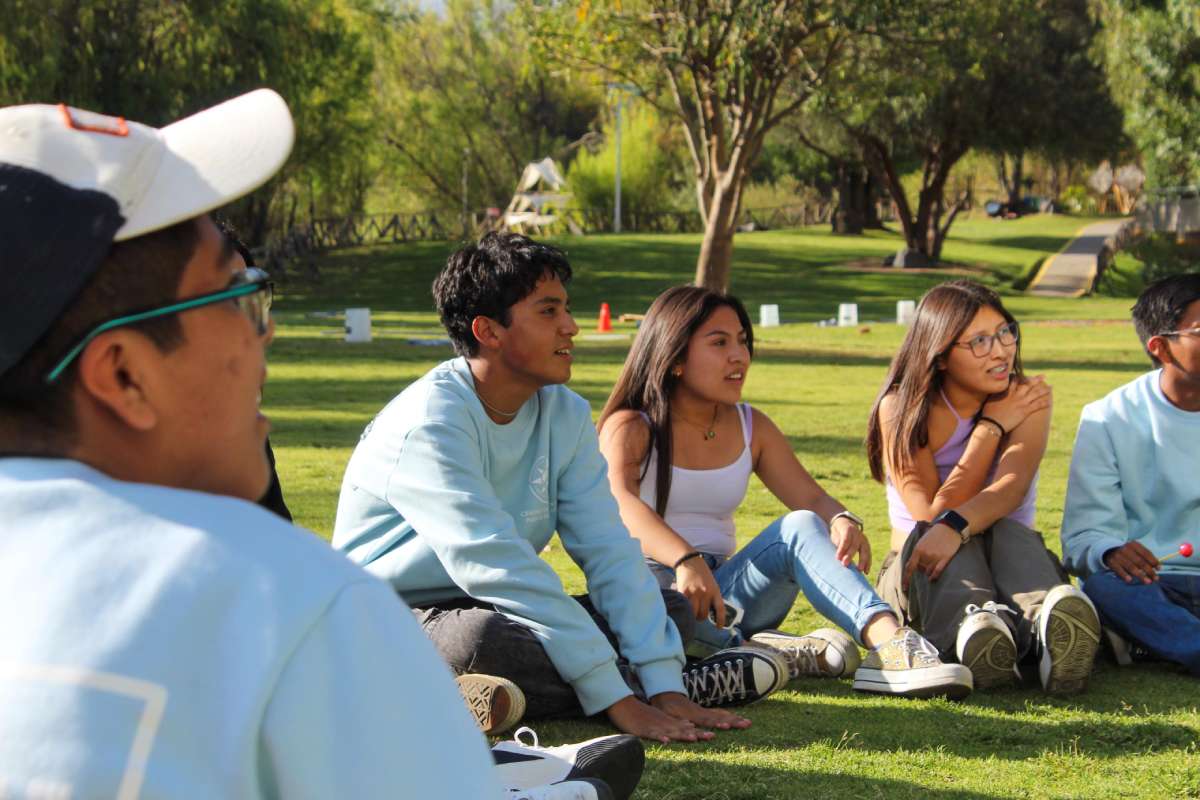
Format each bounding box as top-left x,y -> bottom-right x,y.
876,518 -> 1069,660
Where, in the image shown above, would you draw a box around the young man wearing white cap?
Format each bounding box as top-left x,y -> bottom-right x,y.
0,92 -> 616,799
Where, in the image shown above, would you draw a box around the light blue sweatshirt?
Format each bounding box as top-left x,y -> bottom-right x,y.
0,458 -> 501,800
1061,370 -> 1200,578
334,357 -> 686,715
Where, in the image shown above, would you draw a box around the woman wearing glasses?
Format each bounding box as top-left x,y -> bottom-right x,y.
868,280 -> 1100,694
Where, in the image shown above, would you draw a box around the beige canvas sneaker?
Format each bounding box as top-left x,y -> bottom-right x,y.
852,627 -> 973,699
456,673 -> 526,734
749,627 -> 862,679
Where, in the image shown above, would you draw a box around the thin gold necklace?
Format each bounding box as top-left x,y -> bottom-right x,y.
470,371 -> 521,418
676,404 -> 719,440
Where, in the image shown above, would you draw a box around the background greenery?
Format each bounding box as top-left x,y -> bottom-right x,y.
265,218 -> 1198,799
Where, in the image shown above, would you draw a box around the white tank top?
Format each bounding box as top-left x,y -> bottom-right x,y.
638,404 -> 754,557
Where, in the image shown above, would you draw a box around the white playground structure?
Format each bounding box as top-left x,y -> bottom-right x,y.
498,157 -> 580,235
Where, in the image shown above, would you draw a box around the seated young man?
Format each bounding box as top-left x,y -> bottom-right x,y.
0,92 -> 507,797
334,233 -> 783,743
1061,273 -> 1200,675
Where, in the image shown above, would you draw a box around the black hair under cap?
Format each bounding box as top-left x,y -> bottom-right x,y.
0,164 -> 125,376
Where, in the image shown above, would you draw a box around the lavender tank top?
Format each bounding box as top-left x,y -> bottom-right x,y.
885,390 -> 1037,533
639,404 -> 754,557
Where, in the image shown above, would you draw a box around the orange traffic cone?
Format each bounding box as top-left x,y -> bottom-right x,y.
597,302 -> 613,333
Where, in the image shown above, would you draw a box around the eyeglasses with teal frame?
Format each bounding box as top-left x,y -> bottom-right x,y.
45,267 -> 273,384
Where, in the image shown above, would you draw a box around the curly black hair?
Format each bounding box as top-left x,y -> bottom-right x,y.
433,232 -> 572,357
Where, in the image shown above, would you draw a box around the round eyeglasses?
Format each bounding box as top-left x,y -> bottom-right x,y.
951,321 -> 1019,358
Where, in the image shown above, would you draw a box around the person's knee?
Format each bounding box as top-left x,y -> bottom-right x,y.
779,509 -> 825,548
427,607 -> 524,671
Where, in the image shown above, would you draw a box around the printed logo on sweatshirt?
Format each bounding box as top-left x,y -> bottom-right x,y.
529,455 -> 550,504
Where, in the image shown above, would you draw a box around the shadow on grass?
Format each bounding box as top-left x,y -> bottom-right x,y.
639,763 -> 1001,799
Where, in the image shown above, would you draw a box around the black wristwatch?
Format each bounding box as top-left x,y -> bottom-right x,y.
932,509 -> 971,543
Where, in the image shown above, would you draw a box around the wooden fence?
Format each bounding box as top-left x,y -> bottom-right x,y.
258,202 -> 837,278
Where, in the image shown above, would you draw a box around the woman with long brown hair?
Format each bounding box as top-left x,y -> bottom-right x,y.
598,286 -> 971,699
868,280 -> 1100,694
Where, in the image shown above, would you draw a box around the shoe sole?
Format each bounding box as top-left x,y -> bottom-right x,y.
960,625 -> 1018,689
457,674 -> 525,734
852,664 -> 973,700
1040,594 -> 1101,695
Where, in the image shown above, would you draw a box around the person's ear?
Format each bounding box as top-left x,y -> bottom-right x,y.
74,332 -> 161,432
470,316 -> 505,353
1146,334 -> 1173,366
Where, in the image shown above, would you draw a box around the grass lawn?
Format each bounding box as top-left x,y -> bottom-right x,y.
265,216 -> 1199,799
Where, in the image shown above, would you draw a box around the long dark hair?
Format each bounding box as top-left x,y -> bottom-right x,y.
865,280 -> 1023,483
598,286 -> 754,515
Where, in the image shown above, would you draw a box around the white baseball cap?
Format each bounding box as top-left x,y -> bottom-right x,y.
0,89 -> 294,376
0,88 -> 294,241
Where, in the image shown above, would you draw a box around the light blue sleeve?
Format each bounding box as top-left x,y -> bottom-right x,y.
1061,411 -> 1129,578
387,420 -> 633,716
260,579 -> 502,800
554,408 -> 686,700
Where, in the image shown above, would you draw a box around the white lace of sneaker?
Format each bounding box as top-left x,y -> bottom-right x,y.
789,643 -> 822,675
964,601 -> 1015,617
896,628 -> 943,668
684,657 -> 748,705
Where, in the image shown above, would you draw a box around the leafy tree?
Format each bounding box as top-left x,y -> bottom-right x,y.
525,0 -> 861,291
0,0 -> 376,243
369,0 -> 602,215
808,0 -> 1120,264
980,0 -> 1124,211
1091,0 -> 1200,187
568,104 -> 688,225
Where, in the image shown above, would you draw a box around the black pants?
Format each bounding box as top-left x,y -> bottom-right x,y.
413,590 -> 694,719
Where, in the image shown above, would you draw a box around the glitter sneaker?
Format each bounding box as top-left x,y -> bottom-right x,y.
852,627 -> 973,699
749,627 -> 862,679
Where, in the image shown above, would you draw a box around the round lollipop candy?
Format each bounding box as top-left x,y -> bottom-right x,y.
1156,541 -> 1194,562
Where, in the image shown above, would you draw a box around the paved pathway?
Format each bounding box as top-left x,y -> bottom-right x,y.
1027,218 -> 1132,297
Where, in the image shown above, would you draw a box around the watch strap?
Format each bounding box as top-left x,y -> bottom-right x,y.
933,509 -> 971,542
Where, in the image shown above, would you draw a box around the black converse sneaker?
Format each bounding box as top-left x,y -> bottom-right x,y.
492,727 -> 644,800
682,646 -> 787,707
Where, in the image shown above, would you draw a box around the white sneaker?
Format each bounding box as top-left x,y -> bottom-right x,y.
852,627 -> 973,699
492,727 -> 643,800
1037,585 -> 1101,694
683,646 -> 787,707
509,779 -> 614,800
749,627 -> 862,679
956,602 -> 1019,689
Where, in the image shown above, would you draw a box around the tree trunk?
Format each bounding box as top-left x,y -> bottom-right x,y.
694,178 -> 740,291
832,163 -> 865,235
1007,152 -> 1024,211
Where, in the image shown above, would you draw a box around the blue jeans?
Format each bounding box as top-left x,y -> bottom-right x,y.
648,510 -> 895,652
1083,570 -> 1200,676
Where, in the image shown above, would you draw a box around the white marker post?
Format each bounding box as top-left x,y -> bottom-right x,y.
896,300 -> 916,325
759,304 -> 780,327
345,308 -> 372,343
837,303 -> 859,327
